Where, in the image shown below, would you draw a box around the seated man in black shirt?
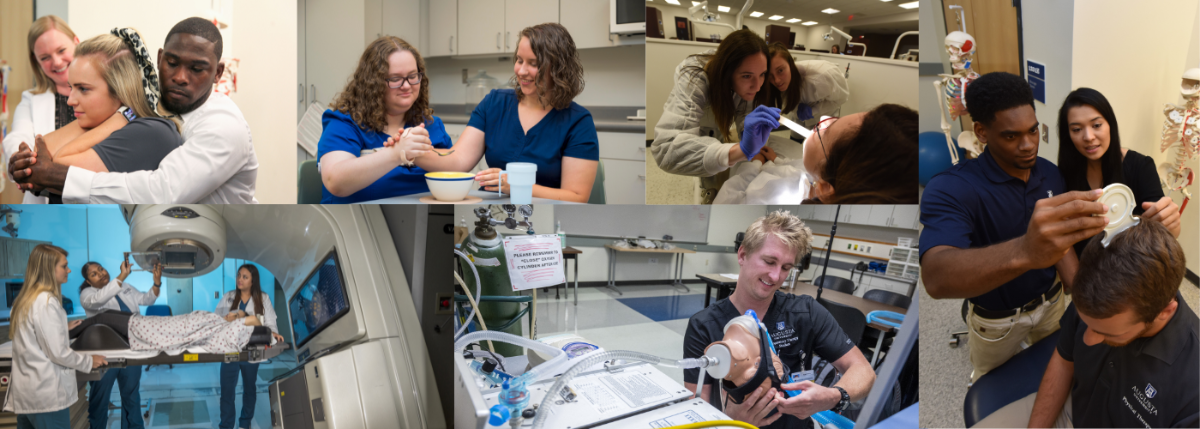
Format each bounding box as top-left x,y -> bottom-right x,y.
978,221 -> 1199,427
683,211 -> 876,428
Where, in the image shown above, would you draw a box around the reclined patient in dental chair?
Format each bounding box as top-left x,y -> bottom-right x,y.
69,309 -> 276,354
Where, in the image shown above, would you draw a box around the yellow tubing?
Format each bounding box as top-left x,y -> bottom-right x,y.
655,420 -> 759,429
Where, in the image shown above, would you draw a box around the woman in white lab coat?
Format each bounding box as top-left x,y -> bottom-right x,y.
3,244 -> 106,429
764,43 -> 850,134
2,16 -> 78,204
78,260 -> 161,429
215,264 -> 283,429
650,29 -> 782,204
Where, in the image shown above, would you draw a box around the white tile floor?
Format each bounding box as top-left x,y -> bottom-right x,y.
96,352 -> 298,428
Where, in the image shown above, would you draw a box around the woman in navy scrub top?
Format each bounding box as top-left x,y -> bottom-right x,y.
317,36 -> 451,203
393,23 -> 600,202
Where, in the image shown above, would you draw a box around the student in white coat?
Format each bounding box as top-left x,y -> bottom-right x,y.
3,244 -> 106,429
78,260 -> 161,429
2,15 -> 79,204
214,264 -> 284,429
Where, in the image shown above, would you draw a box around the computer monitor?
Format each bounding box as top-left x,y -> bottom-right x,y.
288,251 -> 350,348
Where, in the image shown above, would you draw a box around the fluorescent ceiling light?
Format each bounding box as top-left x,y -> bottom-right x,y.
881,0 -> 893,2
692,1 -> 700,5
718,5 -> 730,12
768,15 -> 784,20
899,1 -> 918,8
664,0 -> 680,5
750,11 -> 764,17
802,21 -> 818,26
786,18 -> 801,23
822,8 -> 839,14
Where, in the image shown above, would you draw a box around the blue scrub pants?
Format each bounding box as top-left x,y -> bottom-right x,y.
219,361 -> 260,429
16,409 -> 70,429
88,365 -> 143,429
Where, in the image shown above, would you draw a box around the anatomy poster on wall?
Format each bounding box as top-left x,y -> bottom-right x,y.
502,234 -> 565,291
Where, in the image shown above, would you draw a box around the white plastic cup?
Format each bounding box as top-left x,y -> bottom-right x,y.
499,162 -> 537,204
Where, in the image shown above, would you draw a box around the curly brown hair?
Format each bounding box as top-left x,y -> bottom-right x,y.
330,36 -> 432,133
511,23 -> 584,110
821,104 -> 918,204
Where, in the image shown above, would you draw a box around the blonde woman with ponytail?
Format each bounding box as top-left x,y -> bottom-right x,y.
2,244 -> 106,428
19,28 -> 183,203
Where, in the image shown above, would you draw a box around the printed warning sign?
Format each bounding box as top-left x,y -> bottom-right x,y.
502,234 -> 565,291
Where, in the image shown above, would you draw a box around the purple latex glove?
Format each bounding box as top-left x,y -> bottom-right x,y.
740,106 -> 782,160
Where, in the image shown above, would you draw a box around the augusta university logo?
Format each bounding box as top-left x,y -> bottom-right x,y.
777,321 -> 785,331
1145,384 -> 1157,399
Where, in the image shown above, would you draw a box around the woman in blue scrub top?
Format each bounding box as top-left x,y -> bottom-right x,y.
215,265 -> 284,429
317,36 -> 452,203
393,23 -> 600,202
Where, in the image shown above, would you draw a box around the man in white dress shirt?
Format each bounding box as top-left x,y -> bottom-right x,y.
8,17 -> 258,203
78,259 -> 161,429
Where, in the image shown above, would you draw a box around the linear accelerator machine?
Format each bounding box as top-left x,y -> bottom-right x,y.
0,205 -> 446,429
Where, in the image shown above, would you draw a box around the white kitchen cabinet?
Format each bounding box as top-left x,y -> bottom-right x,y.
381,0 -> 422,49
597,132 -> 646,162
559,0 -> 612,49
458,0 -> 508,55
813,206 -> 836,222
866,205 -> 892,227
505,0 -> 559,51
302,0 -> 367,108
842,205 -> 872,224
602,159 -> 647,204
795,205 -> 816,220
428,0 -> 457,56
890,205 -> 920,230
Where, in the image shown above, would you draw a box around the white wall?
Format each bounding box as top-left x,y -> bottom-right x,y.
648,2 -> 810,45
1020,0 -> 1073,165
1069,0 -> 1199,275
66,0 -> 296,203
424,44 -> 645,107
646,38 -> 917,140
454,205 -> 770,284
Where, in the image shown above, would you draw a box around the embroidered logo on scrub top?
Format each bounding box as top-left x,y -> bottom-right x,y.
1130,385 -> 1159,416
777,321 -> 785,331
1145,384 -> 1157,399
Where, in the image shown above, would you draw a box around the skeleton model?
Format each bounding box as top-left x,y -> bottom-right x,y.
1159,68 -> 1200,214
933,6 -> 981,164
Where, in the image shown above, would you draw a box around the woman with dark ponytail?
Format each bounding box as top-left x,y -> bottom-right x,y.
214,264 -> 283,429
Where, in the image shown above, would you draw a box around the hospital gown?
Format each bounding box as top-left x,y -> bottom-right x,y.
128,311 -> 254,354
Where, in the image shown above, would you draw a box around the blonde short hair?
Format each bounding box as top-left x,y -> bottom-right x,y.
741,210 -> 813,263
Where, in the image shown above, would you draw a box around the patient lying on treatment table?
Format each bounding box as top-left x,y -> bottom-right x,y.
69,310 -> 272,354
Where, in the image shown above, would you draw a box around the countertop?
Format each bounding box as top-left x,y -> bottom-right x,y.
431,104 -> 647,133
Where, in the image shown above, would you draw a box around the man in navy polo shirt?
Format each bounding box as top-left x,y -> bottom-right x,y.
920,72 -> 1109,382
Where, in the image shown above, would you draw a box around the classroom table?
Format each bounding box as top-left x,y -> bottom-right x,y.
787,282 -> 908,367
603,245 -> 697,295
697,273 -> 737,307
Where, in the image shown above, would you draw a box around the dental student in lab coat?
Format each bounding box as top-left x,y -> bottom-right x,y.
78,259 -> 162,429
3,244 -> 106,429
2,15 -> 79,204
214,264 -> 283,429
651,29 -> 782,204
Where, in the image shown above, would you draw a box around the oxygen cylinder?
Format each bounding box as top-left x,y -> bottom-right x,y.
459,220 -> 523,357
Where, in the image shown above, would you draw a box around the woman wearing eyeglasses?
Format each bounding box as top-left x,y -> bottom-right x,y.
651,29 -> 784,204
393,23 -> 600,203
316,36 -> 452,203
801,104 -> 919,204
